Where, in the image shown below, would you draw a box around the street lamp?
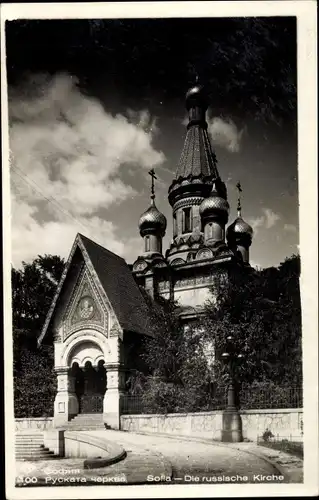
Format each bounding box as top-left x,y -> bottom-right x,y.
221,335 -> 244,442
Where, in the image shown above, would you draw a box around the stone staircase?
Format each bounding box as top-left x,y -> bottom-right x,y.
16,433 -> 57,461
66,413 -> 106,430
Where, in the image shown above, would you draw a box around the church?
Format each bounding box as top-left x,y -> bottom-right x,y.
38,83 -> 253,429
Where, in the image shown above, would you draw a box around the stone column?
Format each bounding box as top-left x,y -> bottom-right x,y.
103,362 -> 125,429
53,367 -> 79,428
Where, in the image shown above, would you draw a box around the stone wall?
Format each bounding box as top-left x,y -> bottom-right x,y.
15,418 -> 54,431
120,408 -> 303,442
15,408 -> 303,442
241,408 -> 303,442
121,411 -> 223,440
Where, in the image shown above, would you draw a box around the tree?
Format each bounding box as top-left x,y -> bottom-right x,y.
134,255 -> 302,413
133,295 -> 222,413
12,255 -> 65,416
12,254 -> 65,349
202,255 -> 302,386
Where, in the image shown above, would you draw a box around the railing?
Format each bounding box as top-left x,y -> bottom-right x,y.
121,386 -> 302,415
121,390 -> 228,415
14,386 -> 302,418
257,434 -> 303,458
239,386 -> 302,410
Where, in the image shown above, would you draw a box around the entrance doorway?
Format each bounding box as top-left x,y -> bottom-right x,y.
71,360 -> 106,413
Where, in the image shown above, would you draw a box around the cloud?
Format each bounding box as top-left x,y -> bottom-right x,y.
248,208 -> 281,234
284,223 -> 298,233
263,208 -> 280,229
207,117 -> 244,153
8,73 -> 164,266
249,216 -> 264,233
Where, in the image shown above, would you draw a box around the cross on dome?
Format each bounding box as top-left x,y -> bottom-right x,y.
236,181 -> 243,217
148,168 -> 157,203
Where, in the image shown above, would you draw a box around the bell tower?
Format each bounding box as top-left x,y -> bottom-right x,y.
166,80 -> 227,264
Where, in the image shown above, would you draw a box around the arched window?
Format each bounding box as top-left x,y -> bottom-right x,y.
145,236 -> 150,252
173,213 -> 177,237
183,207 -> 192,233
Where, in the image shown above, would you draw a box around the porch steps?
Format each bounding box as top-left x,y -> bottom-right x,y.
15,433 -> 58,461
67,413 -> 106,430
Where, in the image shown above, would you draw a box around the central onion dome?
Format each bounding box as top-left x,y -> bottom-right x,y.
138,199 -> 167,237
185,84 -> 208,111
199,184 -> 229,223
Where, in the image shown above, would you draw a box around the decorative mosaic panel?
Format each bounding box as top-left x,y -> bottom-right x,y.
62,267 -> 108,341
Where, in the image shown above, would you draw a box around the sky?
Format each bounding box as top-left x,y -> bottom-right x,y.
5,17 -> 298,270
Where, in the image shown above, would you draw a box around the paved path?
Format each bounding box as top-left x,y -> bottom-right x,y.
84,430 -> 293,484
16,430 -> 303,486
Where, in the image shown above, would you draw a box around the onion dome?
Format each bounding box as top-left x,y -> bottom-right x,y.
227,217 -> 253,238
227,182 -> 253,245
138,199 -> 167,237
226,216 -> 253,252
199,184 -> 229,223
185,84 -> 208,111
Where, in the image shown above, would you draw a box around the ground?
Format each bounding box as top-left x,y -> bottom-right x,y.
15,430 -> 303,486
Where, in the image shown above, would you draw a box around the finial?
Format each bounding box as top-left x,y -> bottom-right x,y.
148,168 -> 157,204
236,181 -> 242,217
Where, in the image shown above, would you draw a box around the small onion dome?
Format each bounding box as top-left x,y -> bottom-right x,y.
227,217 -> 253,237
185,84 -> 208,111
199,186 -> 229,222
138,200 -> 167,237
226,217 -> 253,249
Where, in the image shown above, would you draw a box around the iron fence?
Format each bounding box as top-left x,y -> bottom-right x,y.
14,386 -> 302,417
239,386 -> 302,410
121,386 -> 302,415
257,434 -> 302,443
257,434 -> 303,459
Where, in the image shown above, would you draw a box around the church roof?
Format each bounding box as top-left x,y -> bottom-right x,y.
79,235 -> 152,335
38,233 -> 152,345
174,124 -> 220,182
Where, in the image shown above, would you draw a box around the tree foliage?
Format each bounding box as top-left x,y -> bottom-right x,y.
202,255 -> 302,386
12,255 -> 65,416
6,18 -> 296,124
12,254 -> 65,350
132,255 -> 302,413
131,295 -> 222,413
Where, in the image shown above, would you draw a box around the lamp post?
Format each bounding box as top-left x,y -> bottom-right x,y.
221,335 -> 244,442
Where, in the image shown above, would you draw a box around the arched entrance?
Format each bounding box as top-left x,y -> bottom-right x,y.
71,360 -> 106,414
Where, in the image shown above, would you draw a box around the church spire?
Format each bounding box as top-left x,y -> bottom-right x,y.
166,77 -> 228,264
170,80 -> 220,189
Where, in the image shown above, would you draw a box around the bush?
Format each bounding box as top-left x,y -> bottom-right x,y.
262,429 -> 274,442
14,344 -> 56,417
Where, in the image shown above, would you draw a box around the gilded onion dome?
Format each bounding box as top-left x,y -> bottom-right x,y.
227,182 -> 253,245
185,84 -> 208,111
138,199 -> 167,237
227,217 -> 253,237
199,184 -> 229,221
